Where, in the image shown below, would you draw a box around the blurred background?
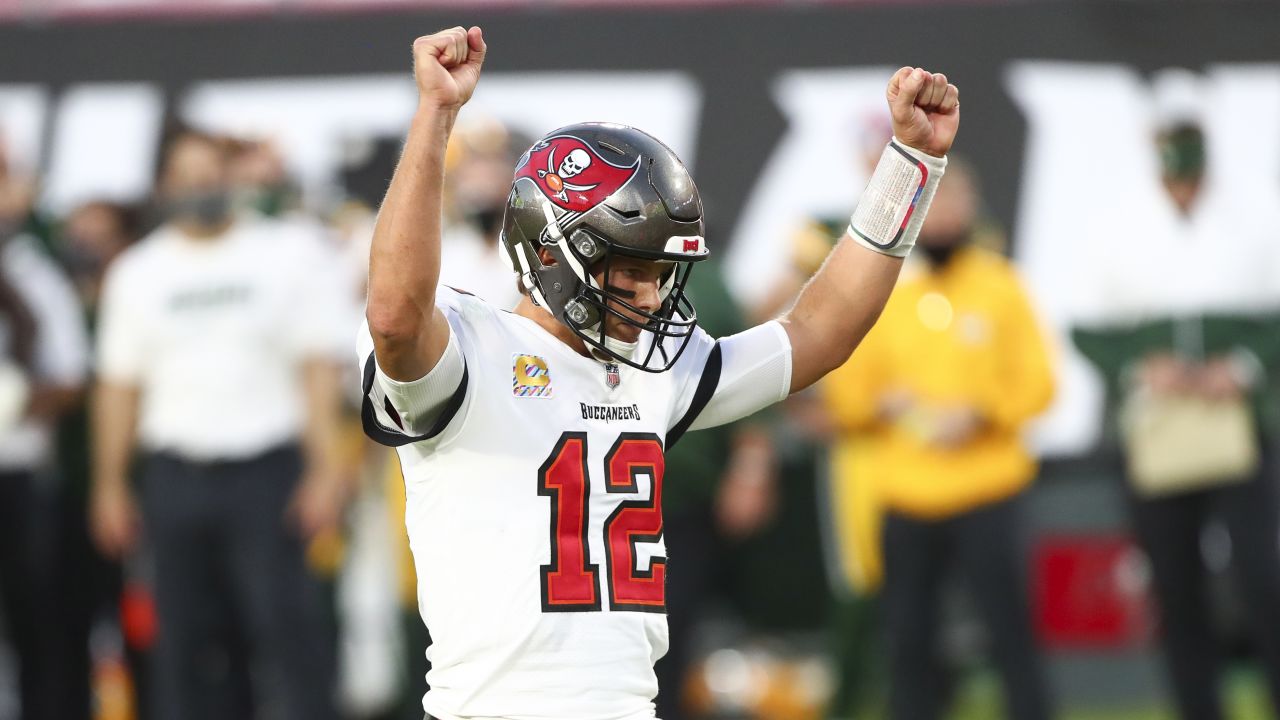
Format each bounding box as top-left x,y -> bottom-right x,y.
1,1 -> 1279,719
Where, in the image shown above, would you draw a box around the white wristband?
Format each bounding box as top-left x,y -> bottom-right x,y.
848,138 -> 947,258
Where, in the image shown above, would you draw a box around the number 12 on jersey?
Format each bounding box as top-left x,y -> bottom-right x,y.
537,431 -> 666,613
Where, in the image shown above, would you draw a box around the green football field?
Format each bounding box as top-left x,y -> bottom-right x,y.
841,665 -> 1272,720
947,666 -> 1272,720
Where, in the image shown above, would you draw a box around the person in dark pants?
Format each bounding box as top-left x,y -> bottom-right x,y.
822,161 -> 1056,720
654,260 -> 777,720
140,448 -> 337,720
89,130 -> 352,720
0,146 -> 93,719
1071,115 -> 1280,720
1127,454 -> 1280,719
0,471 -> 88,720
55,199 -> 148,718
1078,338 -> 1280,720
881,498 -> 1047,719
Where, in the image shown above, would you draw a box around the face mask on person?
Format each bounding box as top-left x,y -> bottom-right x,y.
1159,125 -> 1206,182
467,205 -> 504,239
918,232 -> 968,269
61,239 -> 111,278
236,183 -> 295,218
166,190 -> 233,230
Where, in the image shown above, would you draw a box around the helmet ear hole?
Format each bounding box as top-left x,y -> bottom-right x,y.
535,246 -> 558,267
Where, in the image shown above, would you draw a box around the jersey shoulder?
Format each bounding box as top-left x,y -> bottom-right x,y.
435,285 -> 522,347
666,324 -> 718,387
355,285 -> 499,363
657,324 -> 720,432
437,284 -> 494,319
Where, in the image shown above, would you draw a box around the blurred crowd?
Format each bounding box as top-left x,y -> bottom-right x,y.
0,97 -> 1279,720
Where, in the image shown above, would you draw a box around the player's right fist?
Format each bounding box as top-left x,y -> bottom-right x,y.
413,26 -> 487,111
887,66 -> 959,158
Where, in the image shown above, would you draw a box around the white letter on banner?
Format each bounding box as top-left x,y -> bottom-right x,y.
45,84 -> 163,213
725,68 -> 894,314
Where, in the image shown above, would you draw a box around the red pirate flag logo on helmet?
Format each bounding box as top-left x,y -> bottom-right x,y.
514,135 -> 641,213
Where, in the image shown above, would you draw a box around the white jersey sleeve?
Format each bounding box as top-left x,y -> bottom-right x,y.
667,320 -> 792,444
358,287 -> 471,447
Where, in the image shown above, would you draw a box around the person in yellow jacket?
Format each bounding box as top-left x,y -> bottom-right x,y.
822,159 -> 1056,720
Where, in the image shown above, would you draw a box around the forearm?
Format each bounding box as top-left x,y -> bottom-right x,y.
301,359 -> 343,479
727,424 -> 775,474
780,240 -> 903,392
774,65 -> 957,394
366,105 -> 456,378
91,382 -> 139,492
780,131 -> 948,393
26,384 -> 83,422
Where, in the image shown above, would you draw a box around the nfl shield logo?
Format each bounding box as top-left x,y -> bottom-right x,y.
605,363 -> 621,389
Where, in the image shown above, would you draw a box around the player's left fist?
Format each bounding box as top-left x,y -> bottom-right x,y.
886,67 -> 959,158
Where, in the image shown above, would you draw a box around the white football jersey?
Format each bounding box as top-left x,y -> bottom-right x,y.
359,287 -> 791,720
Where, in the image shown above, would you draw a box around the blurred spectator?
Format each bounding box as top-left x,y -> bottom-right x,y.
439,117 -> 525,309
334,133 -> 434,720
88,129 -> 351,720
822,159 -> 1055,720
655,257 -> 777,720
1072,119 -> 1280,720
0,136 -> 93,720
60,201 -> 139,311
758,114 -> 898,718
769,215 -> 890,719
229,138 -> 303,220
53,199 -> 144,719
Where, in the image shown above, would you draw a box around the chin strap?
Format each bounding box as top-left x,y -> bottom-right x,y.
579,324 -> 640,365
601,333 -> 640,362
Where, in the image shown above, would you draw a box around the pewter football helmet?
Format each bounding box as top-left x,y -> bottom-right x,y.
500,123 -> 708,372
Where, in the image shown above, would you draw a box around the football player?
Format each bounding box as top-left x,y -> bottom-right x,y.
361,25 -> 958,720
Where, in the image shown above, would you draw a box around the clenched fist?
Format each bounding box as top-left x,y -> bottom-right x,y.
414,26 -> 487,111
887,67 -> 959,158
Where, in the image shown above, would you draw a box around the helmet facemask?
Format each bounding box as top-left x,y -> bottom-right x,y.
519,218 -> 704,373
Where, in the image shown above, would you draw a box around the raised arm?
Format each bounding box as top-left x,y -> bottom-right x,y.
780,67 -> 959,392
366,26 -> 486,381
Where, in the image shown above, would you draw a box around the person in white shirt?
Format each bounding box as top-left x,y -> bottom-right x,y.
362,26 -> 958,720
1073,118 -> 1280,720
0,223 -> 91,719
89,130 -> 350,720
